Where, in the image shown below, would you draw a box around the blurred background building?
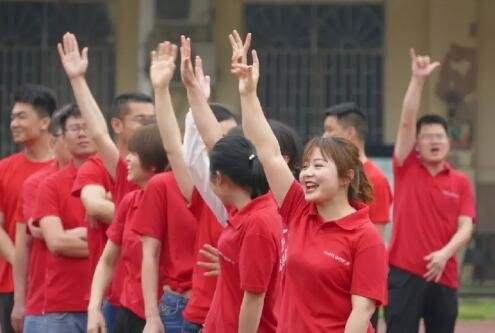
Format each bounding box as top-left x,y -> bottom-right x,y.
0,0 -> 494,293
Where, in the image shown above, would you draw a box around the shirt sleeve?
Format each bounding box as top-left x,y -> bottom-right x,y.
279,180 -> 307,227
392,151 -> 418,177
351,241 -> 388,306
14,194 -> 24,224
458,176 -> 476,220
239,220 -> 278,293
107,192 -> 132,245
132,177 -> 166,240
368,175 -> 392,224
183,111 -> 228,225
72,158 -> 108,197
35,177 -> 60,220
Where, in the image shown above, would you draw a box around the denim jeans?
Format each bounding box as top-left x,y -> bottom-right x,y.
44,312 -> 87,333
23,315 -> 47,333
182,319 -> 203,333
159,291 -> 188,333
102,299 -> 120,333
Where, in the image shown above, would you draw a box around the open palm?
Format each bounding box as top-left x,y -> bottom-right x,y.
150,41 -> 178,89
57,32 -> 88,79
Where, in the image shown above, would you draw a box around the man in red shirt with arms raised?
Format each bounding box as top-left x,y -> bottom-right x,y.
57,32 -> 155,331
386,49 -> 476,333
0,84 -> 56,333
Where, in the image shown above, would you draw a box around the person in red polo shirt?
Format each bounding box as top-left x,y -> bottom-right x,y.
230,30 -> 387,332
87,124 -> 168,333
11,108 -> 73,333
323,102 -> 393,330
57,32 -> 155,331
0,84 -> 56,333
36,104 -> 97,332
386,49 -> 476,333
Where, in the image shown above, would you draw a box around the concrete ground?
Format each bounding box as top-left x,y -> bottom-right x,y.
377,320 -> 495,333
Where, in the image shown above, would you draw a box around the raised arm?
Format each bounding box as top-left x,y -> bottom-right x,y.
180,36 -> 223,150
150,41 -> 194,202
230,31 -> 294,206
395,48 -> 440,165
58,33 -> 120,178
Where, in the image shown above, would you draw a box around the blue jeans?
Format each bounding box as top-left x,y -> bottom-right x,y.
159,291 -> 188,333
102,299 -> 120,333
182,319 -> 203,333
23,315 -> 46,333
44,312 -> 87,333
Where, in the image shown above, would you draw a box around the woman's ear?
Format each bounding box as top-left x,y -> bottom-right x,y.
339,169 -> 355,187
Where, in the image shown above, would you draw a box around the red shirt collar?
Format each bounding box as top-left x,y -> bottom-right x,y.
227,192 -> 275,230
309,200 -> 370,231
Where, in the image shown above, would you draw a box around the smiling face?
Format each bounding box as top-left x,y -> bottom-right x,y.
416,123 -> 450,165
62,116 -> 97,159
126,151 -> 154,185
299,147 -> 343,203
10,102 -> 50,144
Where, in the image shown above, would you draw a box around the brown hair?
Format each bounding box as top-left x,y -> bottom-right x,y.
128,124 -> 168,173
302,136 -> 373,203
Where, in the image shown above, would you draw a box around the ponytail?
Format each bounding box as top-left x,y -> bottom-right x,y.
210,135 -> 269,199
348,160 -> 373,204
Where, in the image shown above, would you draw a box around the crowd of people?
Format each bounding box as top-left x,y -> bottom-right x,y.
0,31 -> 475,333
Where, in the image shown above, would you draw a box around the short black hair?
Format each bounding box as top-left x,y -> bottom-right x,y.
416,114 -> 449,135
210,103 -> 237,123
12,84 -> 57,118
324,102 -> 368,141
49,108 -> 67,135
111,92 -> 153,118
58,103 -> 82,131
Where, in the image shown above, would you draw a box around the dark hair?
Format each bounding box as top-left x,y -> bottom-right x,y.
303,136 -> 373,203
49,108 -> 67,135
12,84 -> 57,118
111,92 -> 153,118
128,124 -> 168,173
227,121 -> 303,178
416,114 -> 449,135
324,102 -> 368,141
209,135 -> 268,199
58,103 -> 82,131
210,103 -> 237,123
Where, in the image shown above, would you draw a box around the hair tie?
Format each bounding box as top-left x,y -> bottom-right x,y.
248,154 -> 256,161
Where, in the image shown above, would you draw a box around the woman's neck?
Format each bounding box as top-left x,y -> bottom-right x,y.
230,189 -> 253,211
316,191 -> 356,222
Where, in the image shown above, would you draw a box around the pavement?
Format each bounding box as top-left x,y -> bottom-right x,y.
377,320 -> 495,333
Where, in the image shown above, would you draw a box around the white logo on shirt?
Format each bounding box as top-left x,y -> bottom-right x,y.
323,251 -> 350,266
442,190 -> 459,199
279,238 -> 287,272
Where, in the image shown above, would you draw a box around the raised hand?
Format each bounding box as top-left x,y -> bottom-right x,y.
410,48 -> 440,80
179,35 -> 212,99
57,32 -> 88,80
229,30 -> 259,95
150,41 -> 178,90
195,56 -> 211,100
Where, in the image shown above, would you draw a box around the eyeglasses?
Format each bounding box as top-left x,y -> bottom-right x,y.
65,124 -> 88,134
418,133 -> 448,142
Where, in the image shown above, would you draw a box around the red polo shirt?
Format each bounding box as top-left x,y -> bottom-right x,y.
132,172 -> 197,293
203,192 -> 282,333
14,162 -> 59,315
35,161 -> 91,312
72,155 -> 136,305
277,181 -> 387,333
0,152 -> 52,293
183,189 -> 224,325
106,189 -> 145,318
389,152 -> 476,289
363,160 -> 393,224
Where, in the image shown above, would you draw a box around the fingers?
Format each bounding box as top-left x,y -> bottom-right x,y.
195,56 -> 205,79
82,47 -> 89,62
197,261 -> 218,270
430,61 -> 441,71
57,43 -> 65,58
203,243 -> 219,255
203,270 -> 219,277
252,49 -> 259,72
242,33 -> 252,62
199,248 -> 219,262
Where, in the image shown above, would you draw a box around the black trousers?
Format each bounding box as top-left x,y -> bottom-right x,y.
0,292 -> 14,333
386,266 -> 458,333
113,306 -> 145,333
